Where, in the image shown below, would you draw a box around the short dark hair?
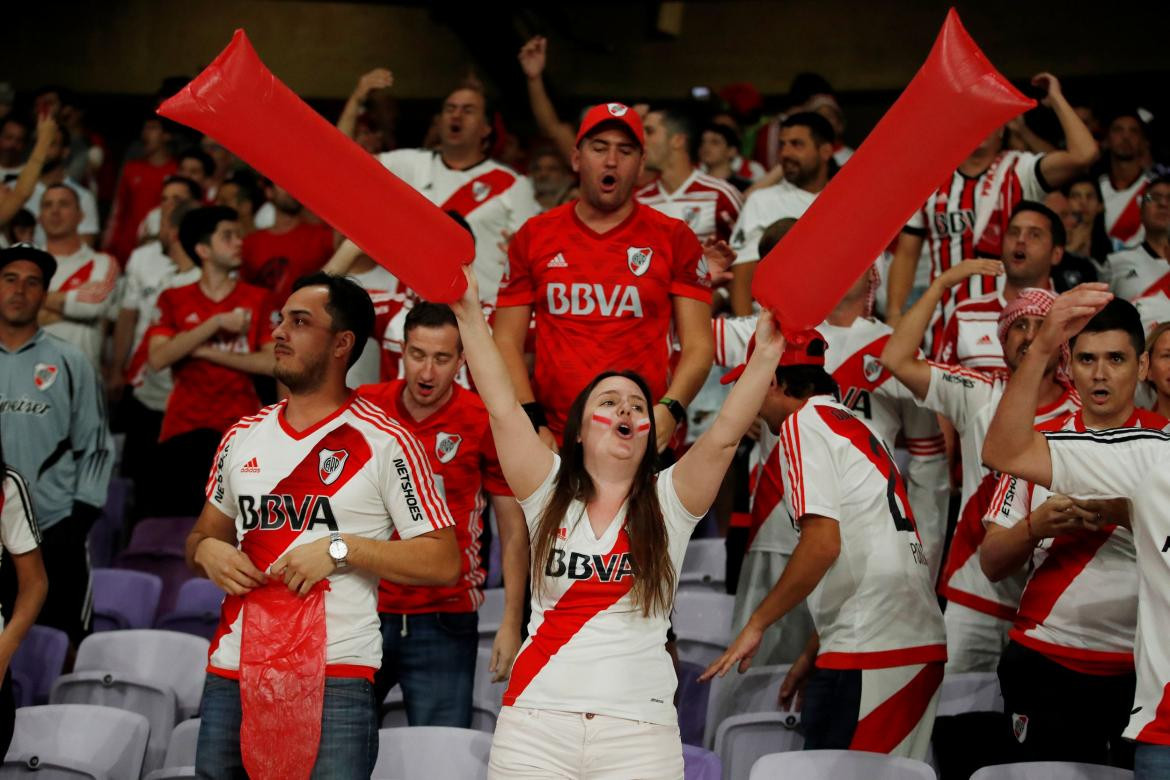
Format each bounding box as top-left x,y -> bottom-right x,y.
178,205 -> 237,266
1147,175 -> 1170,194
1010,200 -> 1066,248
702,122 -> 740,151
758,217 -> 798,259
775,364 -> 838,400
178,147 -> 215,178
403,302 -> 461,352
290,272 -> 375,369
1060,174 -> 1103,201
41,182 -> 79,207
781,111 -> 836,146
652,107 -> 696,157
222,171 -> 264,213
162,174 -> 204,203
1106,108 -> 1149,137
1072,297 -> 1145,356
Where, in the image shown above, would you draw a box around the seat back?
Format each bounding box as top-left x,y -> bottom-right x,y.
703,664 -> 794,748
171,578 -> 224,613
469,647 -> 508,733
74,630 -> 210,718
682,743 -> 722,780
675,661 -> 709,747
679,539 -> 727,590
477,588 -> 505,636
126,517 -> 198,554
714,712 -> 804,780
112,553 -> 195,616
749,749 -> 936,780
371,726 -> 492,780
937,672 -> 1003,716
163,718 -> 201,768
50,673 -> 178,773
91,568 -> 163,630
6,704 -> 149,779
672,591 -> 735,667
970,761 -> 1135,780
10,625 -> 69,706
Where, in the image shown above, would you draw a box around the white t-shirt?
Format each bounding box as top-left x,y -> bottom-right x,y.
502,456 -> 702,725
729,180 -> 818,266
204,396 -> 454,675
28,179 -> 100,245
777,396 -> 946,669
1108,242 -> 1169,303
44,245 -> 121,370
1045,425 -> 1170,743
0,467 -> 41,633
1100,172 -> 1151,250
376,149 -> 539,305
345,265 -> 400,388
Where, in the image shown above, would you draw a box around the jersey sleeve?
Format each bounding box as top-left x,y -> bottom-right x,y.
121,256 -> 145,313
669,221 -> 713,303
983,473 -> 1036,530
1014,152 -> 1049,199
375,149 -> 419,181
1,469 -> 40,555
517,456 -> 560,534
505,176 -> 540,235
246,290 -> 276,346
778,411 -> 841,523
496,224 -> 536,308
713,315 -> 757,368
205,425 -> 243,513
918,362 -> 995,432
714,185 -> 744,245
903,208 -> 927,237
78,187 -> 100,237
380,427 -> 455,540
1046,429 -> 1169,498
659,465 -> 705,536
730,193 -> 766,266
932,309 -> 960,364
152,288 -> 179,339
67,353 -> 115,511
62,256 -> 120,322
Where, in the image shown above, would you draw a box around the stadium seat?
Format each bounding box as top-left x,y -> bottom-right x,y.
154,578 -> 224,640
142,718 -> 200,780
371,726 -> 492,780
714,711 -> 804,780
477,587 -> 505,647
91,568 -> 163,631
683,743 -> 722,780
90,477 -> 131,569
936,671 -> 1003,716
749,749 -> 936,779
115,516 -> 200,615
703,664 -> 794,748
381,687 -> 408,728
676,660 -> 710,746
672,590 -> 735,667
2,704 -> 149,779
471,646 -> 508,733
970,762 -> 1134,779
679,539 -> 727,592
9,625 -> 68,707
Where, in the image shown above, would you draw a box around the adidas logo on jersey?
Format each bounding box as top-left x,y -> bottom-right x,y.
185,312 -> 201,325
240,457 -> 260,473
977,335 -> 994,345
547,253 -> 568,269
1127,268 -> 1139,278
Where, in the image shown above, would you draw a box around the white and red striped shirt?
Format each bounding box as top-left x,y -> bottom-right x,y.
778,396 -> 946,669
933,291 -> 1008,378
44,245 -> 120,370
204,396 -> 454,678
1100,171 -> 1150,249
636,169 -> 743,245
985,408 -> 1167,675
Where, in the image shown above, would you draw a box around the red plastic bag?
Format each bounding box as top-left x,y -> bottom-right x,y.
239,580 -> 330,780
157,30 -> 473,303
751,8 -> 1035,332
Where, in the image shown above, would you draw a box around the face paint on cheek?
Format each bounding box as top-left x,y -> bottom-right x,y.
591,412 -> 614,428
634,417 -> 651,437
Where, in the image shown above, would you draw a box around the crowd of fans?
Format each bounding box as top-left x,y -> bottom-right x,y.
1,32 -> 1169,778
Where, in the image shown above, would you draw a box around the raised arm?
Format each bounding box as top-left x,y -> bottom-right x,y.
1032,73 -> 1099,189
0,114 -> 56,226
654,296 -> 714,452
323,238 -> 365,276
518,37 -> 576,165
489,494 -> 529,681
674,313 -> 782,517
982,284 -> 1113,484
881,258 -> 1004,400
884,232 -> 924,327
453,269 -> 554,500
337,68 -> 393,140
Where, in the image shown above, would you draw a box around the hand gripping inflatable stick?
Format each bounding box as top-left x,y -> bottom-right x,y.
158,30 -> 474,303
751,8 -> 1035,333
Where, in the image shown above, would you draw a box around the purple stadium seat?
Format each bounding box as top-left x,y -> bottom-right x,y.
92,568 -> 163,631
125,517 -> 197,554
677,661 -> 712,746
683,744 -> 722,780
90,477 -> 132,568
115,517 -> 199,615
9,626 -> 69,707
154,578 -> 224,640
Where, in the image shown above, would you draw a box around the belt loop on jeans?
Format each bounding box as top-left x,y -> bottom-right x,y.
400,614 -> 408,637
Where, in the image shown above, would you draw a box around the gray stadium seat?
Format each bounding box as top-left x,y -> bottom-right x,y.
703,664 -> 794,748
672,590 -> 735,667
371,726 -> 492,780
749,749 -> 936,779
679,539 -> 727,592
2,704 -> 149,779
714,711 -> 804,780
970,761 -> 1134,779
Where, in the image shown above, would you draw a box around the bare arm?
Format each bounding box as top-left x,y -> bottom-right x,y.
490,494 -> 529,681
0,549 -> 48,678
149,313 -> 228,371
653,296 -> 714,451
885,232 -> 924,327
192,341 -> 275,377
337,69 -> 393,140
518,37 -> 576,165
880,258 -> 1004,400
1033,73 -> 1099,189
323,239 -> 365,276
675,313 -> 781,517
742,165 -> 785,198
0,115 -> 56,226
343,527 -> 460,586
187,501 -> 268,595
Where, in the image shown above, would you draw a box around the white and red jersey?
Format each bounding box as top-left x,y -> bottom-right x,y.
1045,425 -> 1170,744
503,457 -> 702,725
1107,242 -> 1170,309
45,245 -> 121,370
497,201 -> 710,440
905,151 -> 1047,347
777,396 -> 946,669
729,180 -> 818,266
932,291 -> 1007,378
358,381 -> 510,615
1100,171 -> 1151,249
344,265 -> 400,388
204,396 -> 455,679
0,467 -> 40,633
636,169 -> 743,244
986,409 -> 1167,676
920,363 -> 1080,619
376,149 -> 539,305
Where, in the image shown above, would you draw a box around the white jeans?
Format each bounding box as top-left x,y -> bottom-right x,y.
488,706 -> 684,780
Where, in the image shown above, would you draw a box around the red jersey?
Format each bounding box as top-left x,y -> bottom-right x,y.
241,222 -> 335,324
358,381 -> 510,614
106,157 -> 178,263
497,202 -> 711,438
152,281 -> 272,442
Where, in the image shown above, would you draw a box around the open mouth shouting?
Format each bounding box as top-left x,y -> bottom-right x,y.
599,173 -> 618,194
592,412 -> 650,440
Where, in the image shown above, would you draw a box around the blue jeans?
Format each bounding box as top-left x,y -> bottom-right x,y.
1135,743 -> 1170,780
373,611 -> 478,727
195,674 -> 378,779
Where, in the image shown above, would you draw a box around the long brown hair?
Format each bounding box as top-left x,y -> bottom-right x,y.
530,371 -> 676,617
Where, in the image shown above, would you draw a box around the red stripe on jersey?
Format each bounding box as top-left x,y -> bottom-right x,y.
938,472 -> 1002,606
1008,631 -> 1133,676
1137,683 -> 1170,746
818,645 -> 947,671
1110,181 -> 1148,243
1014,531 -> 1112,637
1140,270 -> 1170,300
56,259 -> 95,292
848,662 -> 944,753
503,530 -> 634,705
749,442 -> 783,546
439,168 -> 517,218
779,418 -> 804,519
831,334 -> 891,392
905,435 -> 946,455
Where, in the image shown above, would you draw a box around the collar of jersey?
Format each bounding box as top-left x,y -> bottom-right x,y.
570,200 -> 642,241
277,392 -> 356,440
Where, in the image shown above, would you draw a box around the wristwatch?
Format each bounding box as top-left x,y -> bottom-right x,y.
328,532 -> 349,568
658,397 -> 686,425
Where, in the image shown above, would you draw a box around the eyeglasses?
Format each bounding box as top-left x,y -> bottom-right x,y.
1142,192 -> 1170,206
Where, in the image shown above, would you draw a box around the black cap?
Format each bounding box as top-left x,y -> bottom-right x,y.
0,243 -> 57,283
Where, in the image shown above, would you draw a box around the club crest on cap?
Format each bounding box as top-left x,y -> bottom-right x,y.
607,103 -> 629,117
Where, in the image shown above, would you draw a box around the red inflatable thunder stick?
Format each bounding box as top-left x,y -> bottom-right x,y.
158,30 -> 474,303
751,8 -> 1035,333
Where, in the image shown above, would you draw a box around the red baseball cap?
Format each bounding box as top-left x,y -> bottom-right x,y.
576,102 -> 645,148
721,328 -> 828,384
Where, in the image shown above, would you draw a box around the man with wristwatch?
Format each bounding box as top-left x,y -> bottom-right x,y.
494,101 -> 714,454
185,273 -> 459,777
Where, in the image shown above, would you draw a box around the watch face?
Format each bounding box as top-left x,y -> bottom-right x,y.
329,539 -> 346,560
